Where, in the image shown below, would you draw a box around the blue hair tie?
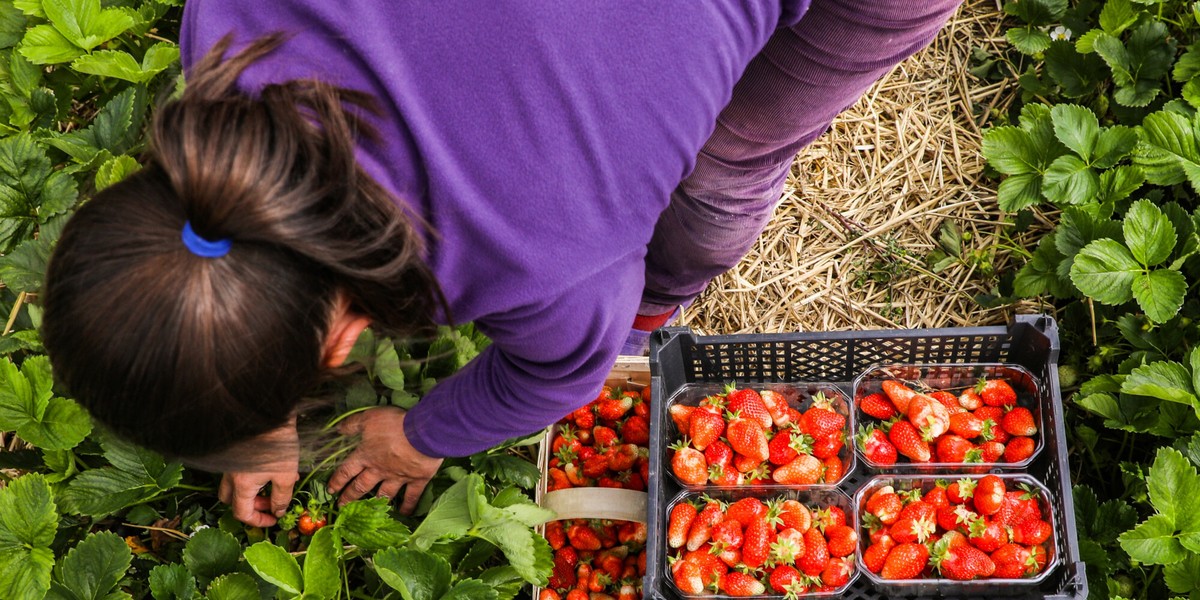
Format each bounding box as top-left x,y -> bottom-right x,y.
181,221 -> 232,258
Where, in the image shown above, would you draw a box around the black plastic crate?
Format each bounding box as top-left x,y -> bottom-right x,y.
644,315 -> 1085,600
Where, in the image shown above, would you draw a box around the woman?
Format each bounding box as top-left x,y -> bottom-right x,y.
42,0 -> 962,525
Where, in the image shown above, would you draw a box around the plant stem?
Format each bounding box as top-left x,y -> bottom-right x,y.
173,483 -> 214,493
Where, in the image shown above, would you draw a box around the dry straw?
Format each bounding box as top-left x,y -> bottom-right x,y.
687,0 -> 1055,335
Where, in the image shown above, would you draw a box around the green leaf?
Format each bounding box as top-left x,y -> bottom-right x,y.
72,44 -> 177,83
60,429 -> 183,516
148,563 -> 195,600
411,476 -> 477,548
0,133 -> 79,252
443,579 -> 499,600
182,528 -> 241,584
1189,347 -> 1200,403
1124,361 -> 1198,408
1120,514 -> 1187,564
1133,269 -> 1187,323
1004,0 -> 1068,25
1164,555 -> 1200,595
982,126 -> 1041,175
1070,239 -> 1141,305
1125,200 -> 1177,266
1093,126 -> 1140,169
0,356 -> 91,451
95,154 -> 139,191
471,508 -> 553,585
469,454 -> 542,490
204,573 -> 260,600
1177,45 -> 1200,83
1007,26 -> 1052,55
19,24 -> 84,64
43,0 -> 136,51
17,396 -> 92,451
376,343 -> 406,391
1051,104 -> 1100,158
997,173 -> 1045,212
1148,448 -> 1200,533
0,235 -> 52,292
1097,165 -> 1145,204
0,474 -> 57,600
244,541 -> 303,596
1014,233 -> 1074,297
1043,154 -> 1100,205
1044,40 -> 1105,97
0,3 -> 27,48
50,531 -> 132,600
478,567 -> 525,600
1056,207 -> 1121,258
1100,0 -> 1139,34
1136,110 -> 1200,191
332,497 -> 410,551
373,548 -> 452,600
302,527 -> 340,600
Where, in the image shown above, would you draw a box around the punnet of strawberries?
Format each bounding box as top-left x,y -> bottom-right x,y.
546,385 -> 652,492
666,494 -> 857,597
854,371 -> 1040,468
668,384 -> 851,487
543,519 -> 648,600
858,475 -> 1055,583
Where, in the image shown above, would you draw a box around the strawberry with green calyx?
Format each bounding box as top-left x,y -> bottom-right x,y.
774,499 -> 812,532
719,571 -> 766,597
880,542 -> 929,580
688,409 -> 725,451
798,393 -> 845,441
907,394 -> 951,441
930,537 -> 995,580
881,379 -> 919,413
669,404 -> 695,434
976,378 -> 1017,407
669,439 -> 708,486
859,391 -> 897,420
1003,436 -> 1036,463
768,564 -> 803,594
858,424 -> 897,465
725,497 -> 768,526
935,434 -> 977,463
771,453 -> 821,485
672,560 -> 705,595
888,419 -> 931,462
866,487 -> 902,525
796,527 -> 830,576
596,395 -> 634,422
768,530 -> 805,566
1001,406 -> 1037,437
703,439 -> 734,472
979,440 -> 1006,463
990,543 -> 1034,578
709,520 -> 744,550
606,443 -> 639,471
708,463 -> 740,486
741,517 -> 774,569
967,518 -> 1006,553
686,499 -> 726,552
820,556 -> 854,588
725,412 -> 770,463
948,411 -> 985,439
725,384 -> 774,429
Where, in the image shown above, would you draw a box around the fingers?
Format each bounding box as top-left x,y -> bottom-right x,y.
270,473 -> 298,518
218,474 -> 232,505
400,478 -> 430,515
328,459 -> 364,496
231,476 -> 277,528
338,469 -> 383,506
337,411 -> 367,436
376,480 -> 403,503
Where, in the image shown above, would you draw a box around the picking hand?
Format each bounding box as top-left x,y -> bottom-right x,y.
216,418 -> 301,527
328,406 -> 443,514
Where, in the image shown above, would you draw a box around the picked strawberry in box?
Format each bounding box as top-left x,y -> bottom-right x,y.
852,364 -> 1044,471
664,383 -> 854,489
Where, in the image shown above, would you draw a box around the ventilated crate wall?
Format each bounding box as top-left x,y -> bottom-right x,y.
645,316 -> 1086,600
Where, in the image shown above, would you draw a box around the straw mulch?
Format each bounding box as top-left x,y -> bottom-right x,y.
687,0 -> 1053,335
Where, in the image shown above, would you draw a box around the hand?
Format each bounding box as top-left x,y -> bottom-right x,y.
328,406 -> 443,514
216,419 -> 300,527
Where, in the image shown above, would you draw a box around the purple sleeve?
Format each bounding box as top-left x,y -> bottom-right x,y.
402,256 -> 644,458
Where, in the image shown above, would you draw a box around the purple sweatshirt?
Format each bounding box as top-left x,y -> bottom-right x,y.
180,1 -> 809,457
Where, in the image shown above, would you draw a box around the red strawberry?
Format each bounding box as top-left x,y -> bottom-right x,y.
859,392 -> 897,420
732,452 -> 763,474
937,505 -> 977,534
799,397 -> 845,441
924,485 -> 950,510
880,543 -> 929,580
881,380 -> 919,413
587,570 -> 611,593
968,518 -> 1006,553
977,378 -> 1017,407
720,572 -> 765,597
936,435 -> 979,464
811,434 -> 843,460
932,539 -> 995,580
797,528 -> 830,576
547,468 -> 571,491
980,440 -> 1007,463
593,426 -> 619,449
710,519 -> 744,550
974,475 -> 1006,516
670,443 -> 707,486
726,386 -> 774,429
550,547 -> 578,589
726,415 -> 770,463
546,520 -> 567,549
618,522 -> 647,546
858,425 -> 898,466
866,488 -> 903,525
1003,436 -> 1036,463
714,545 -> 741,569
672,560 -> 704,595
958,389 -> 984,411
769,528 -> 805,565
686,501 -> 725,551
540,589 -> 561,600
818,506 -> 847,529
772,453 -> 822,485
596,396 -> 634,421
617,580 -> 636,600
990,543 -> 1033,579
929,390 -> 962,413
948,411 -> 985,439
704,440 -> 734,471
607,444 -> 639,472
890,514 -> 936,544
725,497 -> 767,526
669,404 -> 694,434
824,524 -> 857,557
1029,544 -> 1049,575
907,394 -> 950,440
821,455 -> 844,483
947,478 -> 976,504
863,542 -> 890,574
1001,406 -> 1037,436
1012,518 -> 1053,546
888,420 -> 931,462
775,499 -> 812,532
567,523 -> 601,551
741,517 -> 774,569
685,547 -> 728,587
572,404 -> 596,430
768,426 -> 810,465
759,389 -> 792,426
820,557 -> 853,588
619,415 -> 650,446
688,410 -> 724,451
707,463 -> 740,486
768,565 -> 802,594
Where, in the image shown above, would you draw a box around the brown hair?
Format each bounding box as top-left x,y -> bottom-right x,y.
42,34 -> 445,462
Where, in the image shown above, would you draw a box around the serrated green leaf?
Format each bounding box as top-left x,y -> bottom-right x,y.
1133,269 -> 1187,323
182,528 -> 241,584
17,396 -> 92,451
50,531 -> 132,600
302,526 -> 340,599
148,563 -> 195,600
469,454 -> 542,490
141,42 -> 179,72
0,474 -> 57,600
983,127 -> 1042,175
95,154 -> 139,191
332,497 -> 410,550
1124,361 -> 1197,407
1093,126 -> 1140,169
411,475 -> 476,548
1043,154 -> 1100,205
1014,234 -> 1075,297
1070,239 -> 1141,304
1056,207 -> 1122,257
1051,104 -> 1100,158
244,541 -> 302,596
1045,40 -> 1105,97
478,567 -> 523,600
0,3 -> 27,49
374,548 -> 452,600
58,467 -> 148,516
1121,514 -> 1187,564
97,428 -> 183,489
204,573 -> 260,600
1164,554 -> 1200,594
376,343 -> 406,391
1004,0 -> 1068,25
0,133 -> 79,252
1136,110 -> 1200,190
1149,447 -> 1200,537
1098,165 -> 1145,204
1177,45 -> 1200,83
44,0 -> 136,51
997,173 -> 1044,212
444,579 -> 499,600
1125,200 -> 1177,266
0,235 -> 51,292
471,510 -> 553,585
19,24 -> 84,64
1100,0 -> 1139,34
1185,79 -> 1200,111
91,87 -> 137,154
73,45 -> 175,84
1006,26 -> 1052,55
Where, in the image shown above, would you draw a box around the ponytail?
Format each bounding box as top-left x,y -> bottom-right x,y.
42,35 -> 446,460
